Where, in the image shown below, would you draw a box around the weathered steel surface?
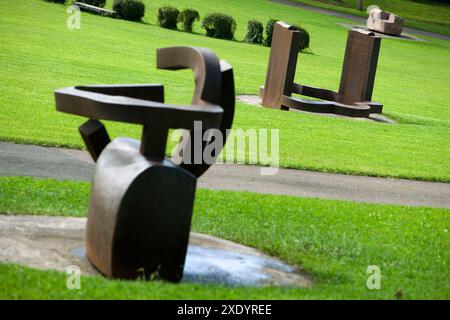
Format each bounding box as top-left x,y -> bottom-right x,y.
79,120 -> 110,162
260,21 -> 383,117
260,22 -> 299,110
338,29 -> 381,106
86,138 -> 196,281
55,46 -> 235,282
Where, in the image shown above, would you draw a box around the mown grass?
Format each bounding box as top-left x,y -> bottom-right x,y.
0,0 -> 449,181
0,176 -> 448,299
291,0 -> 450,36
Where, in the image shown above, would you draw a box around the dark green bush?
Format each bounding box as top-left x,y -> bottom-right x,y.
292,25 -> 311,52
245,20 -> 263,44
202,13 -> 236,40
263,20 -> 311,52
113,0 -> 145,22
157,6 -> 180,30
45,0 -> 65,4
177,9 -> 200,32
77,0 -> 106,7
263,19 -> 278,47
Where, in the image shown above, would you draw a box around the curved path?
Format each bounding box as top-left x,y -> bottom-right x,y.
1,142 -> 449,209
272,0 -> 450,41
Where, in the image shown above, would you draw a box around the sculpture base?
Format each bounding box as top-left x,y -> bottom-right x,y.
0,215 -> 312,288
259,87 -> 382,118
337,24 -> 425,42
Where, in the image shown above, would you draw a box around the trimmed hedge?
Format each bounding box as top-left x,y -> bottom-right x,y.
158,6 -> 180,30
245,20 -> 263,44
292,25 -> 310,52
178,9 -> 200,32
113,0 -> 145,22
263,20 -> 311,52
202,13 -> 236,40
77,0 -> 106,7
263,19 -> 278,47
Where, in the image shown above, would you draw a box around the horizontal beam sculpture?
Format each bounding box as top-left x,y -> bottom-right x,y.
260,21 -> 383,118
55,46 -> 235,282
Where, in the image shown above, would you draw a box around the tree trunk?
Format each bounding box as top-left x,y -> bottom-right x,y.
357,0 -> 363,11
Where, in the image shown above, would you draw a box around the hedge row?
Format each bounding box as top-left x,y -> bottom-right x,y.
156,7 -> 310,51
44,1 -> 310,51
157,7 -> 236,40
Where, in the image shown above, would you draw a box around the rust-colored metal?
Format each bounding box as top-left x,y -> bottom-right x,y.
337,29 -> 382,107
260,22 -> 383,118
55,46 -> 235,282
260,21 -> 299,111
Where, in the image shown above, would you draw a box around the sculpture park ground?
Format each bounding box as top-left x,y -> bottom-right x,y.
0,0 -> 449,300
284,0 -> 450,36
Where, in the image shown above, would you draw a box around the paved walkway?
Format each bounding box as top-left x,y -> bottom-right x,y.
1,142 -> 449,208
272,0 -> 450,42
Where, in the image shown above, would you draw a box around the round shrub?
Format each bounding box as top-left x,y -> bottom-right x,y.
77,0 -> 106,7
263,19 -> 278,47
177,9 -> 200,32
292,25 -> 310,52
201,13 -> 236,40
245,20 -> 263,44
158,6 -> 180,30
113,0 -> 145,22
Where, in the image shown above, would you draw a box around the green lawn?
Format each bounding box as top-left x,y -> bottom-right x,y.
0,176 -> 448,299
0,0 -> 449,182
291,0 -> 450,36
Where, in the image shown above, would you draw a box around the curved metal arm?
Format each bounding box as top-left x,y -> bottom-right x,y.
170,60 -> 235,178
157,46 -> 222,106
55,46 -> 231,162
73,84 -> 165,102
55,86 -> 223,130
155,47 -> 235,177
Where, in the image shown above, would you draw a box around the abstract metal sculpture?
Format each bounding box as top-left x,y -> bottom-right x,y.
55,46 -> 235,282
260,21 -> 383,118
367,9 -> 404,36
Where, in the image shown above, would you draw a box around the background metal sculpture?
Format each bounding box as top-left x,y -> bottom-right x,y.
260,21 -> 383,118
367,8 -> 404,36
55,46 -> 235,282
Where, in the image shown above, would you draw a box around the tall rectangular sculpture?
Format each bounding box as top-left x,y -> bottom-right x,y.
338,29 -> 381,106
261,22 -> 299,110
260,22 -> 383,117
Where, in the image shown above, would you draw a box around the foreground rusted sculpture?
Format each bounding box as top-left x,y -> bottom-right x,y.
260,21 -> 383,117
367,8 -> 404,36
55,46 -> 235,282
